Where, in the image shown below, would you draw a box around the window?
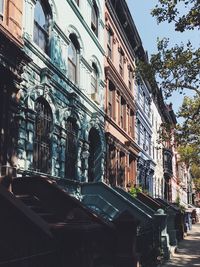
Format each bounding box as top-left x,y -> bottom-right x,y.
68,34 -> 80,84
107,28 -> 113,59
143,129 -> 147,150
140,126 -> 144,147
65,119 -> 78,180
34,0 -> 51,54
118,151 -> 125,187
91,63 -> 98,93
91,1 -> 98,36
147,134 -> 151,155
153,143 -> 155,159
128,67 -> 133,91
108,80 -> 115,118
145,98 -> 150,117
142,92 -> 145,109
108,88 -> 113,118
33,98 -> 52,173
129,110 -> 134,138
135,120 -> 139,144
0,0 -> 4,20
120,97 -> 126,130
119,49 -> 124,77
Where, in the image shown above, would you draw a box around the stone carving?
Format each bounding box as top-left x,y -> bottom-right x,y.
50,32 -> 66,72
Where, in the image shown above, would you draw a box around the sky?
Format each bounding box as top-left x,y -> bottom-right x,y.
126,0 -> 200,114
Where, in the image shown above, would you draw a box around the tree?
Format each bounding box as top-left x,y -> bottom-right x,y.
177,95 -> 200,148
148,39 -> 200,98
151,0 -> 200,96
137,0 -> 200,98
137,0 -> 200,162
151,0 -> 200,32
191,164 -> 200,192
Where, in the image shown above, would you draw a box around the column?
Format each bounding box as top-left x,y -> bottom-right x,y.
81,141 -> 90,182
59,131 -> 66,178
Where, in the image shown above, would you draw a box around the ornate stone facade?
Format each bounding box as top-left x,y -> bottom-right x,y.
0,0 -> 30,176
16,0 -> 106,183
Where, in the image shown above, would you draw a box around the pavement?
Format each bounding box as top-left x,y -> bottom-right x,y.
162,222 -> 200,267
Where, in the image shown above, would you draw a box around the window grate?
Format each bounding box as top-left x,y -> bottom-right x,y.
33,99 -> 52,174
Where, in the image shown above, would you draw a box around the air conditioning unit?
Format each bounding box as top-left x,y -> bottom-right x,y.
91,92 -> 100,104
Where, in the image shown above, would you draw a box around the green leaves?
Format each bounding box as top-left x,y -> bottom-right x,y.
137,39 -> 200,99
129,186 -> 143,197
151,0 -> 200,32
176,95 -> 200,162
137,0 -> 200,178
151,40 -> 200,98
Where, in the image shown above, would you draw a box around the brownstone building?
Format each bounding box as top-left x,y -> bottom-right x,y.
104,0 -> 141,189
0,0 -> 29,176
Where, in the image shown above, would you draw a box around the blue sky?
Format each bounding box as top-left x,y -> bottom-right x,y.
126,0 -> 199,114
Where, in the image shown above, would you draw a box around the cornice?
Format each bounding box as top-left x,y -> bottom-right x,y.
80,56 -> 93,72
105,115 -> 141,155
105,0 -> 140,61
106,131 -> 140,156
53,22 -> 70,44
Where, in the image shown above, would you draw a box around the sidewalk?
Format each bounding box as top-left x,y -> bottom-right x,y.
162,223 -> 200,267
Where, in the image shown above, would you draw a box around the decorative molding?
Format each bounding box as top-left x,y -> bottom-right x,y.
66,0 -> 105,55
53,22 -> 70,44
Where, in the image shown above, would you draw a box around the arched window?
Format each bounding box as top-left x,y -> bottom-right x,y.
91,63 -> 98,93
91,1 -> 98,36
65,119 -> 78,180
33,98 -> 52,173
34,0 -> 51,54
68,34 -> 80,84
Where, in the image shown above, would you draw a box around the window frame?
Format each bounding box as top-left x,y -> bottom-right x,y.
91,1 -> 99,36
120,97 -> 126,130
33,98 -> 52,174
108,80 -> 115,118
128,67 -> 133,91
129,109 -> 134,138
119,49 -> 124,77
91,63 -> 99,93
68,34 -> 80,84
33,0 -> 51,54
68,41 -> 77,83
107,27 -> 113,59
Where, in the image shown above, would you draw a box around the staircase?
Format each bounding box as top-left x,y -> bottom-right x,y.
15,194 -> 59,225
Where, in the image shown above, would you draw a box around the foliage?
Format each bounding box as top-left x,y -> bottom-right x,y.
178,145 -> 199,165
151,0 -> 200,32
191,164 -> 200,192
137,1 -> 200,174
191,164 -> 200,178
175,96 -> 200,163
175,195 -> 186,212
137,39 -> 200,99
147,0 -> 200,98
193,178 -> 200,192
156,121 -> 175,145
129,185 -> 142,197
